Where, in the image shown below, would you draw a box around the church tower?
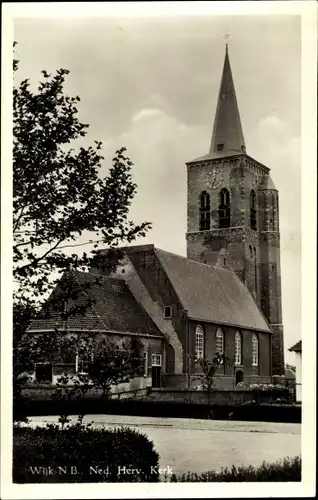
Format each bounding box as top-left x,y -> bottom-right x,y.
186,45 -> 285,375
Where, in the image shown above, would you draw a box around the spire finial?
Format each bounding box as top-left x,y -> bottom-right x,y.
222,33 -> 232,48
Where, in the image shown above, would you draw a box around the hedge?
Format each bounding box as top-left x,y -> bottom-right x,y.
13,423 -> 159,482
170,456 -> 301,482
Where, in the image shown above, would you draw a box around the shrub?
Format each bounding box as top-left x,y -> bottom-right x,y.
13,423 -> 159,482
170,456 -> 301,482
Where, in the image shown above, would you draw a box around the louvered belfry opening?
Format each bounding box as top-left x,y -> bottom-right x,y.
199,191 -> 210,230
218,188 -> 230,228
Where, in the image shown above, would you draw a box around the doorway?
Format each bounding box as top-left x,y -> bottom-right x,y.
35,362 -> 52,383
151,354 -> 162,388
235,369 -> 244,385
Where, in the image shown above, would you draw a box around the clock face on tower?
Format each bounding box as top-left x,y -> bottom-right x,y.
206,169 -> 224,189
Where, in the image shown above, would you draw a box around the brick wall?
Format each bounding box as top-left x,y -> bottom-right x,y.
127,249 -> 186,374
186,154 -> 285,377
147,388 -> 255,406
31,331 -> 164,385
187,319 -> 271,383
94,249 -> 184,374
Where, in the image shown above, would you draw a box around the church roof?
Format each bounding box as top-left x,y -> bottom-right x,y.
188,151 -> 242,163
288,340 -> 302,353
190,45 -> 246,163
263,176 -> 277,190
154,248 -> 270,332
27,271 -> 163,337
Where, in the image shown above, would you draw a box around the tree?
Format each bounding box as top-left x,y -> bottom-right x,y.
13,43 -> 151,318
191,353 -> 228,413
13,302 -> 38,344
13,331 -> 143,423
84,337 -> 143,400
13,330 -> 78,401
285,363 -> 296,373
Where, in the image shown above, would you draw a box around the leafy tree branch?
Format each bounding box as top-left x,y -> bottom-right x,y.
13,43 -> 151,314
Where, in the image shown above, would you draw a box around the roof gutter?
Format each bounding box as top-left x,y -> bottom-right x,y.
187,316 -> 271,334
26,328 -> 164,340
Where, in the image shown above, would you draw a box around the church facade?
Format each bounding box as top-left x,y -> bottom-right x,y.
27,45 -> 284,391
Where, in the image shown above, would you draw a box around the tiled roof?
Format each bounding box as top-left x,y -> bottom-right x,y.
288,340 -> 302,353
28,271 -> 163,337
188,151 -> 241,163
155,248 -> 270,332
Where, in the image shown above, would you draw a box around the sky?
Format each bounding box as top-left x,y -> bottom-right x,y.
14,14 -> 301,361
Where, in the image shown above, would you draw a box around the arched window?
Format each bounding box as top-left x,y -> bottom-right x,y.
253,247 -> 257,293
249,245 -> 253,259
271,192 -> 277,231
234,331 -> 242,366
219,188 -> 230,228
195,325 -> 204,360
252,333 -> 259,366
275,194 -> 279,231
250,190 -> 257,230
215,328 -> 224,363
199,191 -> 210,231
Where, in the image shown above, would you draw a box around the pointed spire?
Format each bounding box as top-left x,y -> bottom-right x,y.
209,45 -> 246,157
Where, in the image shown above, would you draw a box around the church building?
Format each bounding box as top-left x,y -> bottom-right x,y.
28,45 -> 285,391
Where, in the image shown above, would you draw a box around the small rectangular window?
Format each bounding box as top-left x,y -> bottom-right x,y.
151,354 -> 162,367
76,353 -> 94,374
217,144 -> 224,151
164,306 -> 172,318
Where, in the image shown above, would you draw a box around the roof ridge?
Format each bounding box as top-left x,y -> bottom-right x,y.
74,269 -> 126,283
154,247 -> 237,274
124,278 -> 166,340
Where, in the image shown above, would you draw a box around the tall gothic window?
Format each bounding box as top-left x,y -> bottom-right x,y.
199,191 -> 210,231
250,190 -> 257,230
252,333 -> 259,366
219,188 -> 230,228
234,331 -> 242,365
195,325 -> 204,360
253,247 -> 257,294
271,192 -> 277,231
215,328 -> 224,363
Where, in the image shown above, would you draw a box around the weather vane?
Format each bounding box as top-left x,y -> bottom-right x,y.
221,33 -> 232,48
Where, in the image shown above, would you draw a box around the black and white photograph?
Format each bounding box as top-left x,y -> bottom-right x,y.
1,1 -> 316,498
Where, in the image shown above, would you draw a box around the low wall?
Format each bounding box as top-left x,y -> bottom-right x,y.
19,384 -> 289,406
162,374 -> 272,390
148,389 -> 253,406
